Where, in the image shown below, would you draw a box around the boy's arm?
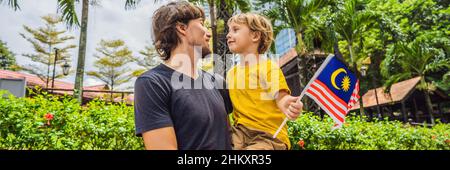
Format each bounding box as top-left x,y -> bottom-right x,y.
275,90 -> 303,120
266,61 -> 303,120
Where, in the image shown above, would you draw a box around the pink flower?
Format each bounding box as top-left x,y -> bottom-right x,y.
298,139 -> 305,149
44,113 -> 54,126
44,113 -> 54,121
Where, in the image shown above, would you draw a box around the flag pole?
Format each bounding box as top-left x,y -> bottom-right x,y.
272,92 -> 306,139
272,54 -> 335,139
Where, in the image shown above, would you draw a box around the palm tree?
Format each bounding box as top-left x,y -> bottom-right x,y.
381,38 -> 450,125
333,0 -> 378,115
256,0 -> 332,110
261,1 -> 331,56
2,0 -> 140,103
334,0 -> 377,66
69,0 -> 140,103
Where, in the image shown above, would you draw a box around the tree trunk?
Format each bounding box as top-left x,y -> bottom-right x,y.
209,0 -> 217,54
215,0 -> 232,80
46,45 -> 53,88
348,44 -> 365,118
423,78 -> 435,125
111,79 -> 114,101
74,0 -> 89,103
348,44 -> 355,65
295,32 -> 309,110
209,0 -> 222,79
111,67 -> 114,101
401,101 -> 407,123
46,52 -> 51,88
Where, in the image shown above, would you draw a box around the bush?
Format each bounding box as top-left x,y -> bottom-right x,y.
288,112 -> 450,150
0,90 -> 143,150
1,90 -> 449,150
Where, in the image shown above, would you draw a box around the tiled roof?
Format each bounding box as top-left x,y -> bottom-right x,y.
351,76 -> 422,110
0,69 -> 107,99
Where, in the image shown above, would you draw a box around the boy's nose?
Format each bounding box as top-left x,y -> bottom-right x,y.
226,33 -> 231,40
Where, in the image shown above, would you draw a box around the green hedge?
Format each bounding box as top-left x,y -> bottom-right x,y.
0,90 -> 449,150
288,113 -> 450,150
0,90 -> 143,150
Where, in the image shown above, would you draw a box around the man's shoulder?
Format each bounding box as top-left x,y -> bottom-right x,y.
138,64 -> 172,80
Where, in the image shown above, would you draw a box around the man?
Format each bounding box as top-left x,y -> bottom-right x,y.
134,1 -> 232,150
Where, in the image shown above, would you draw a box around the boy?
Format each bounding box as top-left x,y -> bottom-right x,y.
226,13 -> 303,150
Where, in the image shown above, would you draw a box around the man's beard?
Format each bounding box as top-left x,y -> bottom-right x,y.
201,45 -> 212,58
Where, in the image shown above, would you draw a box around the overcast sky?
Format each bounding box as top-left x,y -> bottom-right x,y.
0,0 -> 165,89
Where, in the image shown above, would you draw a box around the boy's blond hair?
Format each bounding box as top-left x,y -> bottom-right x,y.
228,13 -> 274,54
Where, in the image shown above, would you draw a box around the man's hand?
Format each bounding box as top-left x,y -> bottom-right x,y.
276,90 -> 303,120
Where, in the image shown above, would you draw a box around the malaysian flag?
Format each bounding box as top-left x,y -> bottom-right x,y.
273,55 -> 360,138
304,55 -> 360,129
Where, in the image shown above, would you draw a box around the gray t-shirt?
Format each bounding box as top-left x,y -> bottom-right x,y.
134,64 -> 232,150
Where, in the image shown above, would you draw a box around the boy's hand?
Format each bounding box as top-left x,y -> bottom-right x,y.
276,91 -> 303,120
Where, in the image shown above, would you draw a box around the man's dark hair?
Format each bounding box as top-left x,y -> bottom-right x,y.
152,1 -> 205,60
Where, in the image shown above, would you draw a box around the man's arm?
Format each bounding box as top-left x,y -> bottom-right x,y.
134,76 -> 175,149
142,127 -> 177,150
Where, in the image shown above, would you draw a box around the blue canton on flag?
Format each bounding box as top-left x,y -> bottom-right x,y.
303,55 -> 360,128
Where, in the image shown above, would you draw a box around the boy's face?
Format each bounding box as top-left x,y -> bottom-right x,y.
226,22 -> 257,54
185,18 -> 212,57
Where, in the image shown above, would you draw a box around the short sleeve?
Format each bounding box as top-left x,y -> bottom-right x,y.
266,61 -> 291,98
134,76 -> 173,136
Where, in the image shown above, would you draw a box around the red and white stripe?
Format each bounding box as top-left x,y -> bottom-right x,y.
305,80 -> 360,125
347,80 -> 360,110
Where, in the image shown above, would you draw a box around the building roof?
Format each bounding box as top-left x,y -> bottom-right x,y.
277,48 -> 329,67
278,48 -> 298,67
0,69 -> 107,99
351,76 -> 422,110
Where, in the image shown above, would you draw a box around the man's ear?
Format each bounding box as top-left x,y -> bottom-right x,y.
176,22 -> 187,36
251,31 -> 261,43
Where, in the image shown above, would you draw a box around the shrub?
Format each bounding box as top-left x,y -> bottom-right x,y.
288,112 -> 450,150
0,90 -> 143,150
1,90 -> 449,150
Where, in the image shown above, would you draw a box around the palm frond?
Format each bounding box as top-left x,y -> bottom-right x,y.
56,0 -> 80,28
125,0 -> 140,10
0,0 -> 20,10
233,0 -> 251,12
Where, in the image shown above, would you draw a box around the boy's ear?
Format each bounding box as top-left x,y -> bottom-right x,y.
251,31 -> 261,43
176,22 -> 187,36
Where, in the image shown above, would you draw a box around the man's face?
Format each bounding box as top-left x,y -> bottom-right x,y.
185,18 -> 212,58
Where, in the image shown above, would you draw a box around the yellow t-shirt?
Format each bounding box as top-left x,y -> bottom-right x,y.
227,59 -> 291,149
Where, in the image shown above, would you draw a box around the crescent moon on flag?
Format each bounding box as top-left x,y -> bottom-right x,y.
331,68 -> 347,90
